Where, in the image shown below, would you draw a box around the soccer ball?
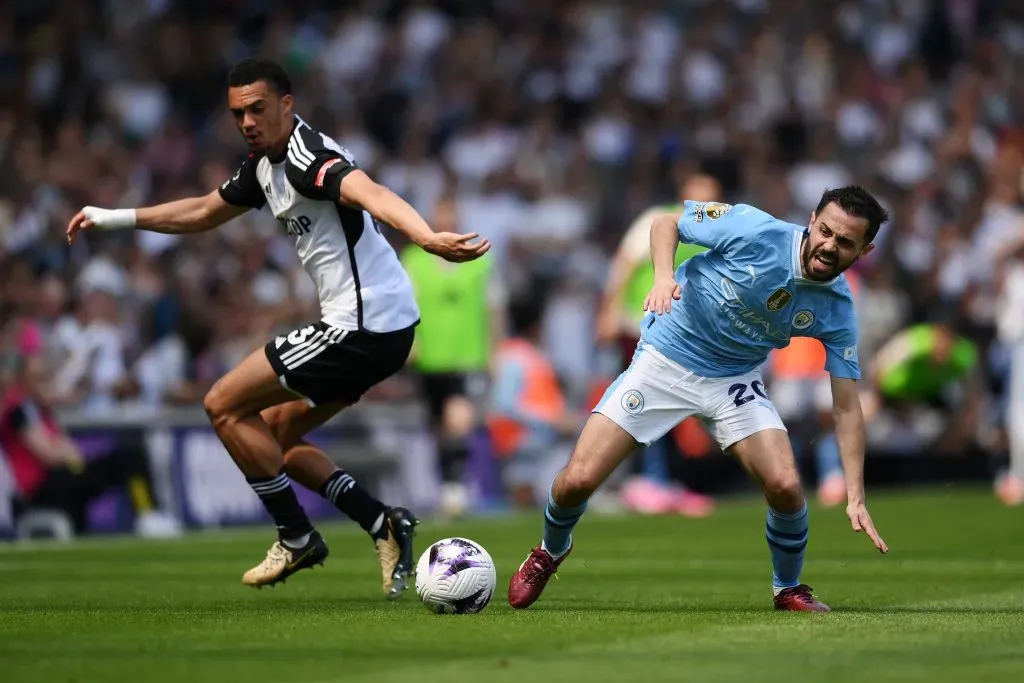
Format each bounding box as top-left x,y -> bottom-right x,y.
415,537 -> 497,614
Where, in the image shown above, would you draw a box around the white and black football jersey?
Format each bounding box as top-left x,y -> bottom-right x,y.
219,116 -> 420,333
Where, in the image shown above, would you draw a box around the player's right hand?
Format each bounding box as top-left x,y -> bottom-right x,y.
423,232 -> 491,263
66,207 -> 97,244
847,501 -> 889,554
643,279 -> 682,315
67,206 -> 135,244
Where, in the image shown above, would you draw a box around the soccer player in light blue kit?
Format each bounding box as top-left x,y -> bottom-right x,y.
508,186 -> 891,612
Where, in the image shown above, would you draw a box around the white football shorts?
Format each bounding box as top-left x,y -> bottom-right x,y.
594,342 -> 787,449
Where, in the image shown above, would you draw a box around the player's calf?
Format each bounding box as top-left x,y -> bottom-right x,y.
317,468 -> 420,598
241,469 -> 324,588
281,438 -> 420,598
509,413 -> 638,609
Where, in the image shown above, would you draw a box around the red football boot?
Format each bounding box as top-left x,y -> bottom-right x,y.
774,584 -> 831,612
508,544 -> 572,609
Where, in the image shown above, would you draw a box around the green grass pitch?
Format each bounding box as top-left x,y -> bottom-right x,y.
1,488 -> 1022,683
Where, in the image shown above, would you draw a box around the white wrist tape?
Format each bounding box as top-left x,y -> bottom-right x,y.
83,206 -> 137,230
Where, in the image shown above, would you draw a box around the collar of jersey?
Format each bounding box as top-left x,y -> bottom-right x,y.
792,229 -> 839,287
266,116 -> 303,165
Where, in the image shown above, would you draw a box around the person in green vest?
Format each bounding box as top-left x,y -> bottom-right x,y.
401,195 -> 506,516
871,323 -> 979,401
866,322 -> 983,454
595,173 -> 721,517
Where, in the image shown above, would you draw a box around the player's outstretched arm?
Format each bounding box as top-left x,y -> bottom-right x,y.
642,213 -> 683,315
67,190 -> 247,244
338,170 -> 490,263
831,375 -> 889,555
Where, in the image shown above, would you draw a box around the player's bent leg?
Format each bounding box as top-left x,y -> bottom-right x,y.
203,348 -> 325,588
728,428 -> 829,612
264,399 -> 419,598
203,347 -> 300,477
509,413 -> 641,609
728,428 -> 804,512
552,413 -> 642,506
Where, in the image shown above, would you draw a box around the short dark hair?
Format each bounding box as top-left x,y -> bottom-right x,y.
227,58 -> 292,97
815,186 -> 889,243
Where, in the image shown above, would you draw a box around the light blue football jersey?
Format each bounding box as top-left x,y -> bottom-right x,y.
639,200 -> 860,379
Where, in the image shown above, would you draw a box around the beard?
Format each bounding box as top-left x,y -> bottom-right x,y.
801,237 -> 850,280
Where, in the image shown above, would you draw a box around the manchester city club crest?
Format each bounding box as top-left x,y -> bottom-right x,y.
766,288 -> 793,312
792,310 -> 815,329
621,389 -> 645,415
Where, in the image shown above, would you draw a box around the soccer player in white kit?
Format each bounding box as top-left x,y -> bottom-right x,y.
66,58 -> 490,597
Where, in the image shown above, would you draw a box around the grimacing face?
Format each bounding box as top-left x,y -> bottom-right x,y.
801,201 -> 875,281
227,80 -> 293,154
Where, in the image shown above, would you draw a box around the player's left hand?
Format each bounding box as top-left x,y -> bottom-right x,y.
424,232 -> 491,262
847,501 -> 888,554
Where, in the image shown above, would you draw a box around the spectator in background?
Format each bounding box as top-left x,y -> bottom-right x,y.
402,194 -> 506,516
0,313 -> 180,538
120,305 -> 199,411
49,258 -> 130,412
489,293 -> 580,508
864,321 -> 983,456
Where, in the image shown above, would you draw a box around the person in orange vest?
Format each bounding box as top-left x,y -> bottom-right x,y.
488,295 -> 582,508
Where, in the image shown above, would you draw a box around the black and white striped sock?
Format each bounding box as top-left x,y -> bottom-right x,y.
247,470 -> 314,546
319,469 -> 386,534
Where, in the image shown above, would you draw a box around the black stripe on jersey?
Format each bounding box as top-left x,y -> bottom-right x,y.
283,118 -> 364,328
292,122 -> 325,161
334,205 -> 365,329
285,123 -> 356,202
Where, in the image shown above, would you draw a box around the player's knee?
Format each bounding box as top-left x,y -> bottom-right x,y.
559,466 -> 602,501
203,383 -> 236,427
762,471 -> 803,509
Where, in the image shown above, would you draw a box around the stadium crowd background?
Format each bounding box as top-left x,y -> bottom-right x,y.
2,0 -> 1024,525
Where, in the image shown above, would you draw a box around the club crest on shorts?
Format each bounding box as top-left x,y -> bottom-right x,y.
792,310 -> 814,330
766,288 -> 793,312
621,389 -> 645,415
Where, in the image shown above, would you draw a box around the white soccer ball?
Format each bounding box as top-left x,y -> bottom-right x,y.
415,537 -> 497,614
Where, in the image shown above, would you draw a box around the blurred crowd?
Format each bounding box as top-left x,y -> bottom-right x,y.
2,0 -> 1024,511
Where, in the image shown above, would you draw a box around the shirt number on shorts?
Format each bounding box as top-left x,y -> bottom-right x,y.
287,325 -> 316,345
728,380 -> 767,407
